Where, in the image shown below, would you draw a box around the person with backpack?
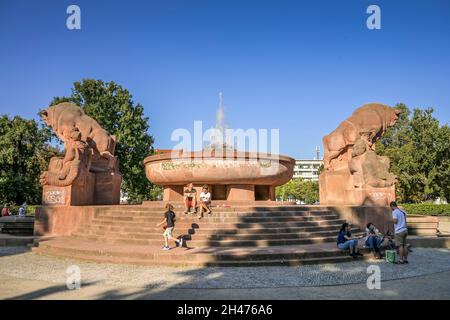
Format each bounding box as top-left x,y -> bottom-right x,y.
156,203 -> 183,251
390,201 -> 409,264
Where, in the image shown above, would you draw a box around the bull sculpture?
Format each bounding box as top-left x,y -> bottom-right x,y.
322,103 -> 401,171
39,102 -> 118,187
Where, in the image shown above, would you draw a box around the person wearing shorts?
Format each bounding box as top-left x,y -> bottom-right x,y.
391,201 -> 409,264
198,185 -> 212,219
156,203 -> 183,250
183,183 -> 197,214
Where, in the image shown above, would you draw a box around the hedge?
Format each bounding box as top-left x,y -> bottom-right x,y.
4,205 -> 37,216
400,203 -> 450,216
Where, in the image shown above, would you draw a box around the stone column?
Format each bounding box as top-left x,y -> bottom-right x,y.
163,185 -> 184,201
226,185 -> 255,201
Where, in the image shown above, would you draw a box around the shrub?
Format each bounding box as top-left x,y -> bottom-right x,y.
399,203 -> 450,216
5,205 -> 37,216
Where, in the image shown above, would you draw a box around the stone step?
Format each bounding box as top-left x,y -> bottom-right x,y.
88,219 -> 346,229
98,205 -> 327,213
71,233 -> 347,247
0,235 -> 35,247
72,228 -> 357,241
36,247 -> 354,266
33,237 -> 370,266
92,214 -> 340,224
96,210 -> 333,218
81,223 -> 346,235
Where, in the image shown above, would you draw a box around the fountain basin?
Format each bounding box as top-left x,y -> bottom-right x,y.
144,150 -> 295,201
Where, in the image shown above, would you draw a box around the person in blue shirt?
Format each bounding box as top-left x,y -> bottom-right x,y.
337,222 -> 363,258
18,202 -> 27,217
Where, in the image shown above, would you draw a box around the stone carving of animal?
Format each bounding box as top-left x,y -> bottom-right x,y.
322,103 -> 401,170
39,102 -> 116,160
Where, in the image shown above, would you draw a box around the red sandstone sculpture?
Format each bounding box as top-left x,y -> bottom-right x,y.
319,103 -> 400,206
39,103 -> 121,205
322,104 -> 401,171
39,127 -> 91,187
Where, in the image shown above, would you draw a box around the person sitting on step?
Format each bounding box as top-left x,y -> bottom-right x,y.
1,203 -> 11,217
183,183 -> 197,214
337,222 -> 363,258
18,202 -> 27,217
365,222 -> 383,259
198,185 -> 212,219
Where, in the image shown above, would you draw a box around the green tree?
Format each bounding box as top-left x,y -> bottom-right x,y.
317,163 -> 324,176
50,79 -> 155,203
0,115 -> 56,204
298,180 -> 319,204
377,104 -> 450,203
276,178 -> 319,204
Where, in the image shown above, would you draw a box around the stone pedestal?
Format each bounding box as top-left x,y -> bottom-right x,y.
320,169 -> 395,206
42,173 -> 95,206
42,171 -> 122,206
94,172 -> 122,205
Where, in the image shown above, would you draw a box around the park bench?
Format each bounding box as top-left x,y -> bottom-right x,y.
0,216 -> 34,236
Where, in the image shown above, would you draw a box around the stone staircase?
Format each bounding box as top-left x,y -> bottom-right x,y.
34,204 -> 364,266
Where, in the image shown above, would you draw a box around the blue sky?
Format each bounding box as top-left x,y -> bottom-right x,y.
0,0 -> 449,159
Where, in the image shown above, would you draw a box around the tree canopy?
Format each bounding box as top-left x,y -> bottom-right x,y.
0,115 -> 56,205
276,178 -> 319,204
50,79 -> 156,202
376,103 -> 450,203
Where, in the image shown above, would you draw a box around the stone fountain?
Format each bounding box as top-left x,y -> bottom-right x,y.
144,93 -> 295,202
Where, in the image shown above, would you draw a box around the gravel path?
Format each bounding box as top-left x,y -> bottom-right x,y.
1,247 -> 450,289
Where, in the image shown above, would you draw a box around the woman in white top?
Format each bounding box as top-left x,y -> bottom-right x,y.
198,185 -> 212,219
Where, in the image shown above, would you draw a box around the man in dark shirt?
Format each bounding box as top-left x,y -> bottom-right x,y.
156,203 -> 183,250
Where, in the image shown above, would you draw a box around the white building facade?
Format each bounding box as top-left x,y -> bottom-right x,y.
293,159 -> 323,182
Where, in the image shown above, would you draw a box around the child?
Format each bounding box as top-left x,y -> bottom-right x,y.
198,185 -> 212,219
156,203 -> 183,250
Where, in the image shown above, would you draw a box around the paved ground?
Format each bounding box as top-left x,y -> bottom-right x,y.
1,247 -> 450,299
2,270 -> 450,299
